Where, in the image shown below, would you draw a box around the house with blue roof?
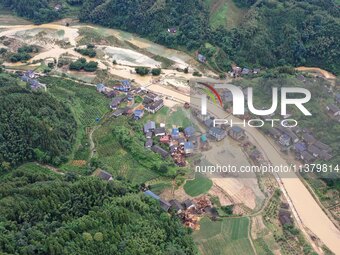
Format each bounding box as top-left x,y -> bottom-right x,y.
197,54 -> 206,63
241,68 -> 250,75
171,128 -> 180,140
210,127 -> 227,141
294,142 -> 306,154
279,134 -> 291,147
228,126 -> 245,140
21,75 -> 30,82
144,121 -> 156,133
184,126 -> 195,137
96,83 -> 106,93
184,142 -> 194,154
144,190 -> 160,200
143,190 -> 171,211
204,118 -> 214,127
116,80 -> 131,92
24,70 -> 36,79
134,110 -> 144,120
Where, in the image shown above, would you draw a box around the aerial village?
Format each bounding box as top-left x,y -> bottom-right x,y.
18,63 -> 339,175
14,45 -> 339,231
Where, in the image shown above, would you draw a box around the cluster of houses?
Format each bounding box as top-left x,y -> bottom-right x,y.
143,190 -> 216,229
94,168 -> 215,229
143,121 -> 197,166
229,66 -> 260,78
96,81 -> 164,121
143,189 -> 196,213
143,92 -> 164,114
196,112 -> 246,142
20,70 -> 45,90
267,125 -> 333,163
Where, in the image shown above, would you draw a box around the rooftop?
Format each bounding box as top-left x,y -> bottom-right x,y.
327,104 -> 340,113
144,190 -> 160,200
151,145 -> 169,158
184,126 -> 195,137
96,169 -> 112,181
144,121 -> 156,133
230,126 -> 244,134
209,127 -> 226,137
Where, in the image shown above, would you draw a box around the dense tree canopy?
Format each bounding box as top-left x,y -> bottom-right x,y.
0,0 -> 60,23
1,0 -> 339,73
0,74 -> 77,170
78,0 -> 340,74
0,164 -> 197,255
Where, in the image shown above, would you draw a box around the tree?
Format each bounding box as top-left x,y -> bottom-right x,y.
151,68 -> 161,76
0,74 -> 77,168
0,166 -> 198,254
84,61 -> 98,72
221,205 -> 234,215
94,232 -> 104,241
135,67 -> 150,76
69,60 -> 83,71
1,162 -> 11,172
83,232 -> 93,242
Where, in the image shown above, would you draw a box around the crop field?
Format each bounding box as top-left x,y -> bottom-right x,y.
41,77 -> 110,168
42,77 -> 110,127
193,217 -> 255,255
184,174 -> 213,197
93,118 -> 159,184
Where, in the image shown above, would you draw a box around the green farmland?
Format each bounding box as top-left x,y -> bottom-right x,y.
184,174 -> 213,197
193,217 -> 255,255
92,117 -> 160,184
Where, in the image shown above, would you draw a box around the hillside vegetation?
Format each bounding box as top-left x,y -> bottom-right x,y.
0,74 -> 77,171
0,163 -> 197,255
79,0 -> 340,74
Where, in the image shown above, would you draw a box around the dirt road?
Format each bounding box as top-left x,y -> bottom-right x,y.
296,66 -> 336,80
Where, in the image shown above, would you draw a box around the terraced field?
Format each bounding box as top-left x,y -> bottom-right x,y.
193,217 -> 255,255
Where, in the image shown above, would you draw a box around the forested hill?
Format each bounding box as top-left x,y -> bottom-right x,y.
0,163 -> 197,255
0,74 -> 77,171
78,0 -> 340,74
1,0 -> 339,74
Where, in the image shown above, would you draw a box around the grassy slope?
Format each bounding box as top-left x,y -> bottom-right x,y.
205,0 -> 246,29
193,217 -> 255,255
0,162 -> 61,181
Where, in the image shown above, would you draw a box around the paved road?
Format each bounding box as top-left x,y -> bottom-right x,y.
147,84 -> 340,255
